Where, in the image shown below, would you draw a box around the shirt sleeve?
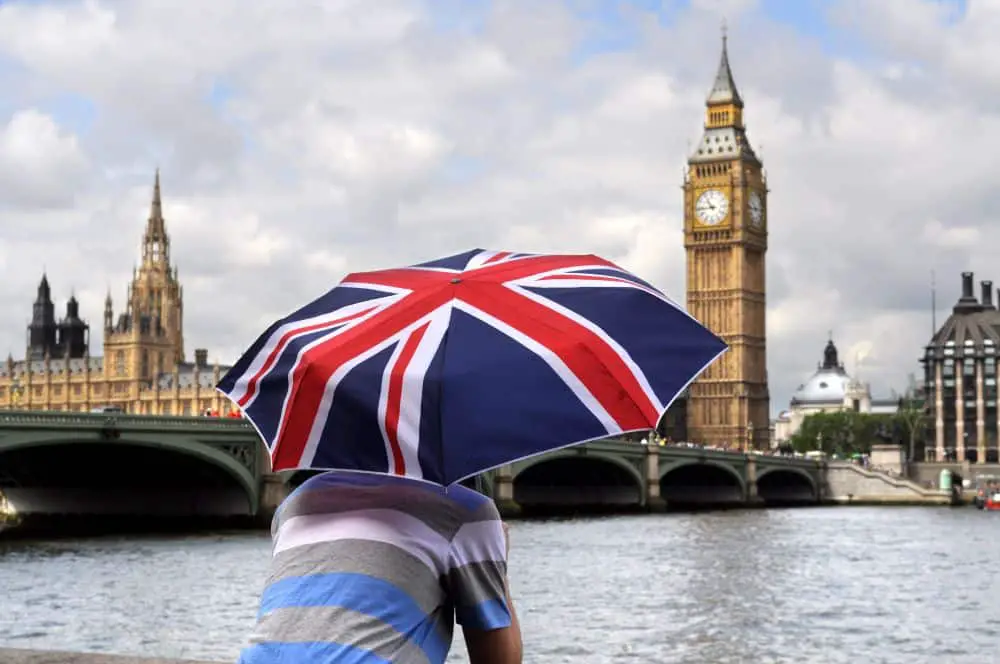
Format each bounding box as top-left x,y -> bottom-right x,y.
446,503 -> 512,631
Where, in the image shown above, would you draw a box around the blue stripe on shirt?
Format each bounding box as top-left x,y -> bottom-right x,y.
259,572 -> 449,662
238,640 -> 393,664
456,597 -> 512,631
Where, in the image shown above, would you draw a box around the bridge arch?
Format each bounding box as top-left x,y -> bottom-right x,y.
659,460 -> 746,507
755,466 -> 818,505
0,435 -> 259,519
513,452 -> 644,511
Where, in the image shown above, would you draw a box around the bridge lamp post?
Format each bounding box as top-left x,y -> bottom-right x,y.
745,422 -> 753,453
9,378 -> 23,411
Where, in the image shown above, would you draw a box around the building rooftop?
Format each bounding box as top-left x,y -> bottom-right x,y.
688,126 -> 760,164
1,357 -> 103,378
791,339 -> 851,404
0,356 -> 231,391
688,32 -> 760,166
790,338 -> 898,407
706,28 -> 743,106
925,272 -> 1000,359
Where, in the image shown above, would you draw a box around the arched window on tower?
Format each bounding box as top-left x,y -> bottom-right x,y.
115,350 -> 125,376
141,350 -> 149,380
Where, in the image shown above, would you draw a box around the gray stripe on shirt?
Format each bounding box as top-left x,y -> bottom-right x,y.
268,539 -> 445,615
446,560 -> 508,607
250,605 -> 446,664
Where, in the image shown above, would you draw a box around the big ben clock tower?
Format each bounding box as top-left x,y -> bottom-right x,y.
683,31 -> 770,450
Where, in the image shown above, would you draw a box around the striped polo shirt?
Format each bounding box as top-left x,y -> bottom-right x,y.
237,470 -> 512,664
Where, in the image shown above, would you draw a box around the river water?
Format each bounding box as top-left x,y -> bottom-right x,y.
1,507 -> 997,663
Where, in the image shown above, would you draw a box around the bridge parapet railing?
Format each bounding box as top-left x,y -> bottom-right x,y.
0,410 -> 256,431
755,455 -> 822,468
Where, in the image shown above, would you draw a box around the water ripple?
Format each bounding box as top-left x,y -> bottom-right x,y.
1,508 -> 998,663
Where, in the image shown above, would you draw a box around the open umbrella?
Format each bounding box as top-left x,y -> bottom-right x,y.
217,249 -> 726,485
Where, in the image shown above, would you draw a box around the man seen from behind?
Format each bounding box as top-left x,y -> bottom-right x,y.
237,470 -> 523,664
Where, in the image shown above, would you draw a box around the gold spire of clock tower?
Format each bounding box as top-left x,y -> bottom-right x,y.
683,30 -> 770,450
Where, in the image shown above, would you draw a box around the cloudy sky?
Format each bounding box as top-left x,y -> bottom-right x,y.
0,0 -> 993,413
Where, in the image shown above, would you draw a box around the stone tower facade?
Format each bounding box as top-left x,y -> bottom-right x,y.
26,275 -> 89,361
104,170 -> 186,392
0,171 -> 234,417
683,33 -> 770,450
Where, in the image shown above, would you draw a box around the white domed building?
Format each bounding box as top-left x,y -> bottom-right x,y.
772,338 -> 899,445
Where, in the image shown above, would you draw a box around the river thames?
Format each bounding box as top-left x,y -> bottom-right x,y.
1,507 -> 997,663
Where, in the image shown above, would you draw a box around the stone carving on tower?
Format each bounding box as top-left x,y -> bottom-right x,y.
683,31 -> 770,450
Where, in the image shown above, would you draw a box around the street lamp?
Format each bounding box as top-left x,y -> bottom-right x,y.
9,378 -> 23,411
745,422 -> 753,453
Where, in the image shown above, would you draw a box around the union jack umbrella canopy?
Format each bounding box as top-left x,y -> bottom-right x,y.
217,249 -> 726,486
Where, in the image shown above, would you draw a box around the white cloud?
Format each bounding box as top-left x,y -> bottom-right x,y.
0,110 -> 88,209
0,0 -> 995,413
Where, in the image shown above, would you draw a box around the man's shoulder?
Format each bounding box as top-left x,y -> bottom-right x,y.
278,471 -> 498,534
443,484 -> 500,522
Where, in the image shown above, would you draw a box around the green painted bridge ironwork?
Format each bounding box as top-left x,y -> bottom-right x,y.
0,411 -> 264,521
498,438 -> 825,512
0,411 -> 825,524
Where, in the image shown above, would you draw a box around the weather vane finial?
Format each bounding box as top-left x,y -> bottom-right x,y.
721,17 -> 728,44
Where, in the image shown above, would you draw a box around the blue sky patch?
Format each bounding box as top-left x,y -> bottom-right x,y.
425,0 -> 490,33
438,154 -> 488,185
207,80 -> 235,109
41,92 -> 97,135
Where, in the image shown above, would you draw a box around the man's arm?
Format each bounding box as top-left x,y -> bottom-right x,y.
463,571 -> 522,664
449,517 -> 523,664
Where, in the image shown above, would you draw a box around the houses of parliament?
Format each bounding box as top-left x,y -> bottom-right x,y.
0,172 -> 235,416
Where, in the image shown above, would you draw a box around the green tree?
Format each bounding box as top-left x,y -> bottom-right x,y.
789,411 -> 896,457
789,411 -> 852,456
894,394 -> 928,462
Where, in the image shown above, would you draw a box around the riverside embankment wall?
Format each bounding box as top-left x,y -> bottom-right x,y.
824,462 -> 953,505
0,649 -> 219,664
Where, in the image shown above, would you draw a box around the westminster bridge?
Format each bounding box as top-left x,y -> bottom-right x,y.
0,410 -> 923,529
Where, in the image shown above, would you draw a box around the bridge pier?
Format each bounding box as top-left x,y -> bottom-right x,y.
818,462 -> 831,502
644,444 -> 666,512
258,474 -> 291,525
746,455 -> 762,506
493,465 -> 521,518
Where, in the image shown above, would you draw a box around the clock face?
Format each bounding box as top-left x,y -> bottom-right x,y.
748,191 -> 764,227
695,189 -> 729,226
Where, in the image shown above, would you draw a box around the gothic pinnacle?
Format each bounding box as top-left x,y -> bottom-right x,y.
145,167 -> 167,242
151,168 -> 162,220
707,25 -> 743,107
